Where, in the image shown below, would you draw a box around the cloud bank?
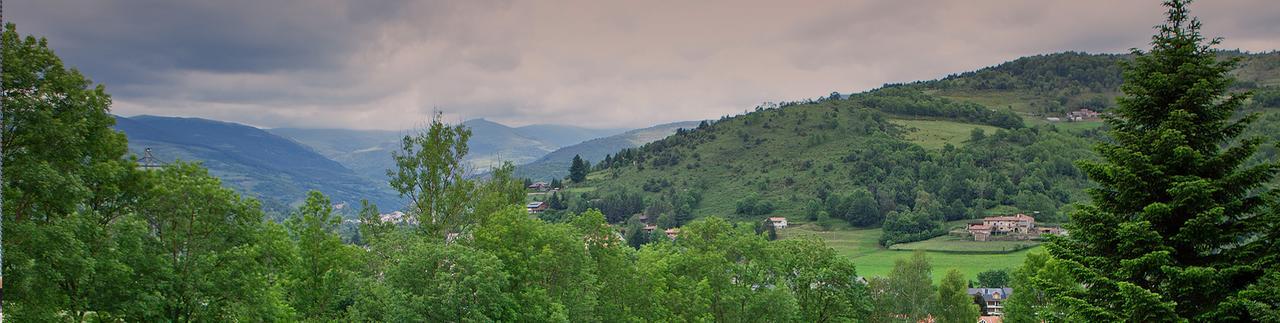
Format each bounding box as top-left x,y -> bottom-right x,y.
11,0 -> 1279,129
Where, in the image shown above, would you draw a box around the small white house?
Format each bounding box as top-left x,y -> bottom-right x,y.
768,217 -> 788,229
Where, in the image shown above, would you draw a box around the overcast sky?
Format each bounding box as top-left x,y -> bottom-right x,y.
10,0 -> 1280,130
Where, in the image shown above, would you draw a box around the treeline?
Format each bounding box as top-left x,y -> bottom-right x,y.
851,87 -> 1025,128
925,52 -> 1126,94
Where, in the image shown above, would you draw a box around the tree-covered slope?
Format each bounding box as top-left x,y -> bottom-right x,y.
565,51 -> 1280,246
115,115 -> 403,215
572,95 -> 1095,242
515,120 -> 701,180
905,51 -> 1280,116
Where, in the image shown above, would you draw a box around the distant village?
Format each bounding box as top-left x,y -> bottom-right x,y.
965,213 -> 1064,242
1044,108 -> 1102,122
518,181 -> 1067,322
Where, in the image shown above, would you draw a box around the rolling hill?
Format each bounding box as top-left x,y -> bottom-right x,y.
565,51 -> 1280,237
114,115 -> 404,217
515,120 -> 702,180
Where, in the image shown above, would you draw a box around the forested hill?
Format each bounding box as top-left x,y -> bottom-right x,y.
557,51 -> 1280,246
902,51 -> 1280,115
114,115 -> 404,216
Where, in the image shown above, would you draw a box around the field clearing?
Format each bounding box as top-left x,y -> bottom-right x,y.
1047,120 -> 1105,132
888,235 -> 1040,253
781,224 -> 1036,283
890,119 -> 999,150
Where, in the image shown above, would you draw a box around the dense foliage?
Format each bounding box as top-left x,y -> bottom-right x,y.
854,87 -> 1024,128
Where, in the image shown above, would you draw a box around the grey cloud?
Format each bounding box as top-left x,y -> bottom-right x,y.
8,0 -> 1280,130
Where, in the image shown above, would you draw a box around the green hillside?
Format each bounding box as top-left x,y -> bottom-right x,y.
555,51 -> 1280,247
906,51 -> 1280,120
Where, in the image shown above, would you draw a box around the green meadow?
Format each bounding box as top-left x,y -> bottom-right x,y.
780,224 -> 1037,283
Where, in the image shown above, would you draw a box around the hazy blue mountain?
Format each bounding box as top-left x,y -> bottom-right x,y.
514,124 -> 629,147
515,120 -> 702,180
271,119 -> 628,184
114,115 -> 404,216
267,128 -> 406,185
460,118 -> 560,168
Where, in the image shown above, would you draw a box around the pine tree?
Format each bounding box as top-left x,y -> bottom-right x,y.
1044,1 -> 1279,320
569,154 -> 588,183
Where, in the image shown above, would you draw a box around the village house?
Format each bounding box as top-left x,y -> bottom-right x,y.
969,287 -> 1013,316
664,228 -> 680,239
1037,226 -> 1064,235
1067,108 -> 1101,121
642,224 -> 657,233
977,315 -> 1002,323
767,217 -> 788,229
967,213 -> 1062,241
526,201 -> 548,214
527,181 -> 550,192
376,211 -> 418,225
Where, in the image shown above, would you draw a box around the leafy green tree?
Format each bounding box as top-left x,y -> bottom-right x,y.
355,199 -> 391,244
937,269 -> 980,323
771,238 -> 870,322
637,217 -> 798,322
2,22 -> 154,321
1046,1 -> 1280,320
388,112 -> 474,238
623,215 -> 650,249
827,188 -> 881,227
472,206 -> 600,321
139,163 -> 293,321
286,191 -> 360,321
976,269 -> 1010,288
470,161 -> 528,226
569,154 -> 589,183
350,232 -> 514,322
1003,252 -> 1081,323
571,209 -> 650,320
881,251 -> 934,321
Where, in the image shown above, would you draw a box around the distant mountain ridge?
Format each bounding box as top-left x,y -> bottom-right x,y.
114,115 -> 405,216
272,118 -> 635,183
515,120 -> 702,180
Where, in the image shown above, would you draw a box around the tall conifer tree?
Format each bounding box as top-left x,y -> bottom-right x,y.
1044,1 -> 1279,320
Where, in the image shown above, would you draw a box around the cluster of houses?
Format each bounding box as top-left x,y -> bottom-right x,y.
527,181 -> 553,192
966,213 -> 1063,241
1045,108 -> 1102,122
